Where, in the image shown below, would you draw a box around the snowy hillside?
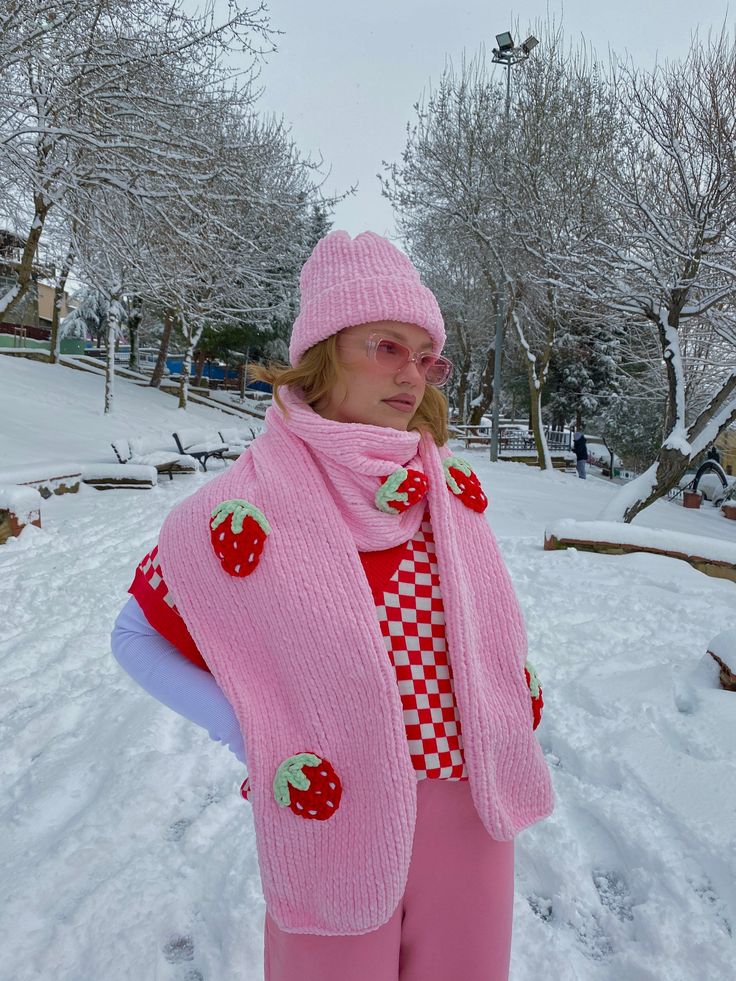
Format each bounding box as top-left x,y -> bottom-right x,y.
1,358 -> 735,980
0,355 -> 261,468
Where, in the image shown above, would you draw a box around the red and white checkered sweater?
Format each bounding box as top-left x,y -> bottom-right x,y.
131,505 -> 542,799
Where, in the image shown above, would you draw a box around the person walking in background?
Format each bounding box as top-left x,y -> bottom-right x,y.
707,444 -> 721,465
110,230 -> 554,981
573,426 -> 588,479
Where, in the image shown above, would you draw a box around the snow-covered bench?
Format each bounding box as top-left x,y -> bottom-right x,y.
218,426 -> 258,449
111,436 -> 198,481
82,464 -> 158,491
172,428 -> 242,471
0,464 -> 82,498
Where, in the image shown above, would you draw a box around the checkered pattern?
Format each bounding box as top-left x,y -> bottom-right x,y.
136,546 -> 177,609
376,509 -> 468,782
132,514 -> 469,784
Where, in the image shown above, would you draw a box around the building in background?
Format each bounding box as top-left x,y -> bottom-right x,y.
0,228 -> 80,352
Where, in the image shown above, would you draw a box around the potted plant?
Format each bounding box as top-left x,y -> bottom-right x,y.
682,488 -> 703,509
722,500 -> 736,521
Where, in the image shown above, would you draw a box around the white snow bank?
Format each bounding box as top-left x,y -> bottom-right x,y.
0,353 -> 261,468
546,518 -> 736,565
0,484 -> 42,521
707,629 -> 736,663
0,463 -> 82,483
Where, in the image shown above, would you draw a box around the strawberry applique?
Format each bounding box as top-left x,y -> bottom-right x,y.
210,499 -> 271,577
240,776 -> 251,801
273,752 -> 342,821
376,467 -> 429,514
443,456 -> 488,513
524,661 -> 544,730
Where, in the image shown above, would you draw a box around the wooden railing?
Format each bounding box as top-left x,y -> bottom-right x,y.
451,425 -> 573,453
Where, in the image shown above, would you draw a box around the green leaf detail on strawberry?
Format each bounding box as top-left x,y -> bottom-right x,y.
210,499 -> 271,577
376,467 -> 429,514
524,662 -> 544,730
273,752 -> 343,821
443,456 -> 488,512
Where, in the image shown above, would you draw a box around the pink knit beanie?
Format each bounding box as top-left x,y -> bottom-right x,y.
288,230 -> 446,366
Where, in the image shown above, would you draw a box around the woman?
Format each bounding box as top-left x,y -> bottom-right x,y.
111,230 -> 554,981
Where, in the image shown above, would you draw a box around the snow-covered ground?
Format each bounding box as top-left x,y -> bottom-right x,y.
2,358 -> 736,980
0,354 -> 260,469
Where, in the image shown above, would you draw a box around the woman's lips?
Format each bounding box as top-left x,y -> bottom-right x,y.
382,398 -> 415,414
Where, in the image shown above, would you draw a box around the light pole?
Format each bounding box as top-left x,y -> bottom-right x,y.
489,32 -> 539,461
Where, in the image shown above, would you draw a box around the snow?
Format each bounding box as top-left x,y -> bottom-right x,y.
0,484 -> 42,521
708,629 -> 736,663
0,464 -> 82,485
1,374 -> 735,979
0,354 -> 263,469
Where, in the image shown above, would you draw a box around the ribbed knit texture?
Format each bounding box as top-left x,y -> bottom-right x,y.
157,387 -> 554,936
289,230 -> 446,366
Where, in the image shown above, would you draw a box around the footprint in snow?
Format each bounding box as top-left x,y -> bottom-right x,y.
592,868 -> 634,923
165,818 -> 190,842
690,876 -> 733,938
163,934 -> 194,963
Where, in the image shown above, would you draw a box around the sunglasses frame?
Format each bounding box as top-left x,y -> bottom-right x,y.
364,333 -> 453,387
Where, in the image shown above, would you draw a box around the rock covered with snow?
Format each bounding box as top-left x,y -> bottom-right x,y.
0,484 -> 42,522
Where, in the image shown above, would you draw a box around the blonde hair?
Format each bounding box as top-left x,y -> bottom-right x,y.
247,335 -> 450,447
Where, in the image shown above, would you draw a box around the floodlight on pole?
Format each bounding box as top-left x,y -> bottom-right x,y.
495,32 -> 514,52
488,31 -> 539,462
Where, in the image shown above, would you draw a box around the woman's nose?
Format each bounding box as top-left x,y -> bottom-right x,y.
395,354 -> 424,383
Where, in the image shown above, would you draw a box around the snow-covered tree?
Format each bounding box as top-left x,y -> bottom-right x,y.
0,0 -> 273,327
382,25 -> 618,466
545,316 -> 621,430
548,30 -> 736,520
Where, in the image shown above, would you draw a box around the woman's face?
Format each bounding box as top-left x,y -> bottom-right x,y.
313,321 -> 433,430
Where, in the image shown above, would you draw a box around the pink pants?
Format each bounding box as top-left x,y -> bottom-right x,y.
263,778 -> 515,981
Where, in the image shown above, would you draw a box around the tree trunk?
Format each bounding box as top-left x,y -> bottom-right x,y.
178,319 -> 204,410
0,198 -> 49,320
512,306 -> 555,469
49,244 -> 75,365
528,371 -> 553,470
467,346 -> 496,426
193,350 -> 206,387
240,344 -> 251,399
449,322 -> 471,424
104,299 -> 121,414
150,309 -> 174,388
598,378 -> 736,523
128,298 -> 142,371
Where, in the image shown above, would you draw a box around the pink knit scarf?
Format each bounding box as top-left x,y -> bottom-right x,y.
157,386 -> 554,936
272,383 -> 428,550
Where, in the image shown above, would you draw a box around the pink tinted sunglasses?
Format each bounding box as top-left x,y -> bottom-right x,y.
365,333 -> 453,386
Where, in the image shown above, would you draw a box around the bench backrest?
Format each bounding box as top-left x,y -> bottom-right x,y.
173,427 -> 220,450
111,438 -> 131,464
219,426 -> 255,443
129,433 -> 178,457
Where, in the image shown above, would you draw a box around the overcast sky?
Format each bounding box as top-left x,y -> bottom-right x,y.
243,1 -> 734,240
